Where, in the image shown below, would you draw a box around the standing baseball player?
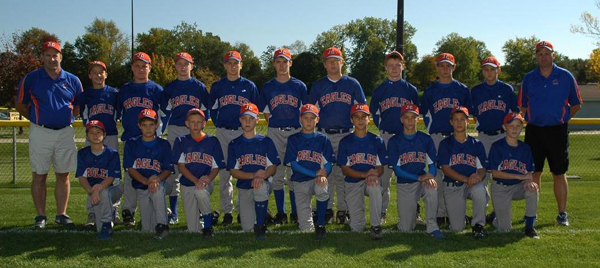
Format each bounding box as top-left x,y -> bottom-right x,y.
488,112 -> 539,238
438,107 -> 487,238
172,108 -> 224,237
118,52 -> 166,227
163,52 -> 211,225
16,40 -> 83,228
337,104 -> 386,240
420,53 -> 471,226
387,104 -> 444,239
309,46 -> 366,224
123,109 -> 173,239
210,50 -> 259,226
76,120 -> 123,239
80,60 -> 121,227
369,50 -> 419,223
259,48 -> 308,224
227,103 -> 280,239
519,41 -> 582,226
284,104 -> 334,239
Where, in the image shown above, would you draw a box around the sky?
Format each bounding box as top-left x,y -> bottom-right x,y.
1,0 -> 598,64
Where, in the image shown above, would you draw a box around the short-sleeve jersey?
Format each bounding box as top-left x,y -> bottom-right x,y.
309,76 -> 367,129
420,80 -> 471,134
171,134 -> 225,186
470,80 -> 518,132
163,77 -> 210,127
387,131 -> 437,184
488,139 -> 535,185
370,79 -> 419,134
76,146 -> 121,187
227,134 -> 281,189
123,137 -> 173,190
80,85 -> 119,136
437,135 -> 487,184
337,132 -> 388,183
118,80 -> 164,141
258,77 -> 308,128
284,132 -> 336,182
209,77 -> 259,129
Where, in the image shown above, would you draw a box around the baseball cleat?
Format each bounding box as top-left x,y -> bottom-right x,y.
556,213 -> 570,226
370,226 -> 383,240
380,212 -> 387,224
254,224 -> 267,240
211,211 -> 220,225
55,214 -> 74,227
112,209 -> 122,225
202,227 -> 215,239
97,222 -> 114,240
274,213 -> 288,225
85,213 -> 96,228
416,214 -> 425,226
336,210 -> 349,225
465,215 -> 473,226
265,210 -> 276,225
472,224 -> 485,239
290,212 -> 298,224
486,212 -> 496,226
122,210 -> 135,227
168,215 -> 178,225
315,225 -> 326,240
154,224 -> 169,240
324,209 -> 334,224
221,213 -> 233,226
34,215 -> 47,229
429,230 -> 445,239
525,227 -> 540,239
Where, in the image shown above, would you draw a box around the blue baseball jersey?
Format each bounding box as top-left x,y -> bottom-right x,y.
519,64 -> 582,126
309,76 -> 366,129
226,134 -> 281,189
123,137 -> 173,190
437,135 -> 487,184
259,77 -> 308,128
337,132 -> 388,183
370,79 -> 419,134
420,80 -> 471,134
284,132 -> 336,182
80,85 -> 119,136
17,68 -> 83,128
118,80 -> 164,141
387,131 -> 437,184
488,139 -> 535,185
163,77 -> 210,127
76,146 -> 121,187
470,80 -> 518,132
209,77 -> 259,129
171,134 -> 225,187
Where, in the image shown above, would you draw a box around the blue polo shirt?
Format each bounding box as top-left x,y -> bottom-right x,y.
519,64 -> 582,126
17,67 -> 83,128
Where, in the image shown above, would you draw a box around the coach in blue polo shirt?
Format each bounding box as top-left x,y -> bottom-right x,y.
519,40 -> 583,226
16,40 -> 83,229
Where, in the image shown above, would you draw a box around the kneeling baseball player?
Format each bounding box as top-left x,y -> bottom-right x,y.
284,104 -> 334,239
488,112 -> 539,238
123,109 -> 173,239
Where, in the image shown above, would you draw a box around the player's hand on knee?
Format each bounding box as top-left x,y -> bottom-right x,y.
315,176 -> 328,187
316,169 -> 327,177
366,174 -> 379,187
520,173 -> 533,181
254,170 -> 266,180
252,178 -> 264,189
418,173 -> 434,182
467,173 -> 482,187
524,180 -> 538,192
91,191 -> 100,205
196,176 -> 210,190
422,178 -> 437,189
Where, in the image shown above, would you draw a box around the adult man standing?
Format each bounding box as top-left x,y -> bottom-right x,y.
309,46 -> 366,224
519,41 -> 582,226
16,40 -> 83,229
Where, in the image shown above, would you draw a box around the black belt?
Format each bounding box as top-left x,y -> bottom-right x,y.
495,180 -> 519,186
480,129 -> 505,136
318,128 -> 351,134
39,124 -> 67,130
381,130 -> 397,135
276,127 -> 300,131
445,181 -> 464,187
432,132 -> 452,137
221,126 -> 240,131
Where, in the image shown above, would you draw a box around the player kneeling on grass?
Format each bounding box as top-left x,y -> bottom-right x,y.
123,109 -> 173,239
284,104 -> 334,240
388,104 -> 444,239
172,108 -> 225,237
337,104 -> 386,240
438,107 -> 487,238
227,103 -> 280,240
77,120 -> 123,239
488,112 -> 539,239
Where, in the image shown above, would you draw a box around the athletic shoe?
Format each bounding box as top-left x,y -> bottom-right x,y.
97,222 -> 113,240
85,213 -> 96,228
211,211 -> 220,225
324,209 -> 334,224
222,213 -> 233,226
315,225 -> 326,240
557,213 -> 570,226
122,209 -> 135,227
416,214 -> 425,226
168,213 -> 178,225
525,227 -> 540,239
436,217 -> 446,227
429,230 -> 445,239
55,214 -> 74,227
472,224 -> 485,239
34,215 -> 47,229
486,212 -> 496,225
265,209 -> 276,225
290,213 -> 298,224
274,213 -> 288,225
380,212 -> 387,224
465,215 -> 473,226
154,224 -> 169,240
336,210 -> 348,225
202,227 -> 215,239
370,226 -> 383,240
254,224 -> 267,240
112,209 -> 122,225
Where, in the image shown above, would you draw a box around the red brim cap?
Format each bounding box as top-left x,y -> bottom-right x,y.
42,41 -> 61,53
503,113 -> 524,124
186,108 -> 205,119
450,106 -> 469,117
300,104 -> 319,117
138,109 -> 158,121
401,103 -> 420,115
224,50 -> 242,63
535,41 -> 554,52
323,47 -> 343,59
176,52 -> 194,63
437,53 -> 455,65
384,51 -> 405,62
273,48 -> 292,61
85,120 -> 105,131
240,103 -> 259,118
481,56 -> 500,68
350,104 -> 370,116
133,52 -> 151,64
89,60 -> 107,71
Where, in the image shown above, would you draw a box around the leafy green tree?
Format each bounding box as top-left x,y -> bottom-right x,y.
408,55 -> 437,91
502,36 -> 539,84
571,0 -> 600,46
149,54 -> 176,86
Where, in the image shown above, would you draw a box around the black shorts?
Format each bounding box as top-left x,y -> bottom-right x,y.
524,123 -> 569,175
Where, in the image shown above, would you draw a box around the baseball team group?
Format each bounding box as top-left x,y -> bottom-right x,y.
15,39 -> 582,241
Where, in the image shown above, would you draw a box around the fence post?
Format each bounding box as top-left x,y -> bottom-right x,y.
12,126 -> 16,184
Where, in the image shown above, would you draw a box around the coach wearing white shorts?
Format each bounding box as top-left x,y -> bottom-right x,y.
16,40 -> 83,229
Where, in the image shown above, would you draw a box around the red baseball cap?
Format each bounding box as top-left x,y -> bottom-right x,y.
300,104 -> 319,117
503,112 -> 525,125
138,109 -> 158,121
133,52 -> 151,64
535,41 -> 554,52
176,52 -> 194,63
186,108 -> 205,119
350,103 -> 370,116
401,103 -> 420,116
273,48 -> 292,61
437,53 -> 455,65
384,50 -> 405,63
89,60 -> 107,71
223,50 -> 242,63
240,103 -> 259,118
322,46 -> 343,60
450,106 -> 469,118
42,41 -> 61,53
85,120 -> 105,132
481,56 -> 500,68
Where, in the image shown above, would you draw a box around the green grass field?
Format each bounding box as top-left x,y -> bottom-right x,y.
0,126 -> 599,267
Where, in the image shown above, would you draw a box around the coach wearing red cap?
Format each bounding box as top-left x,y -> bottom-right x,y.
519,41 -> 583,226
16,40 -> 84,229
